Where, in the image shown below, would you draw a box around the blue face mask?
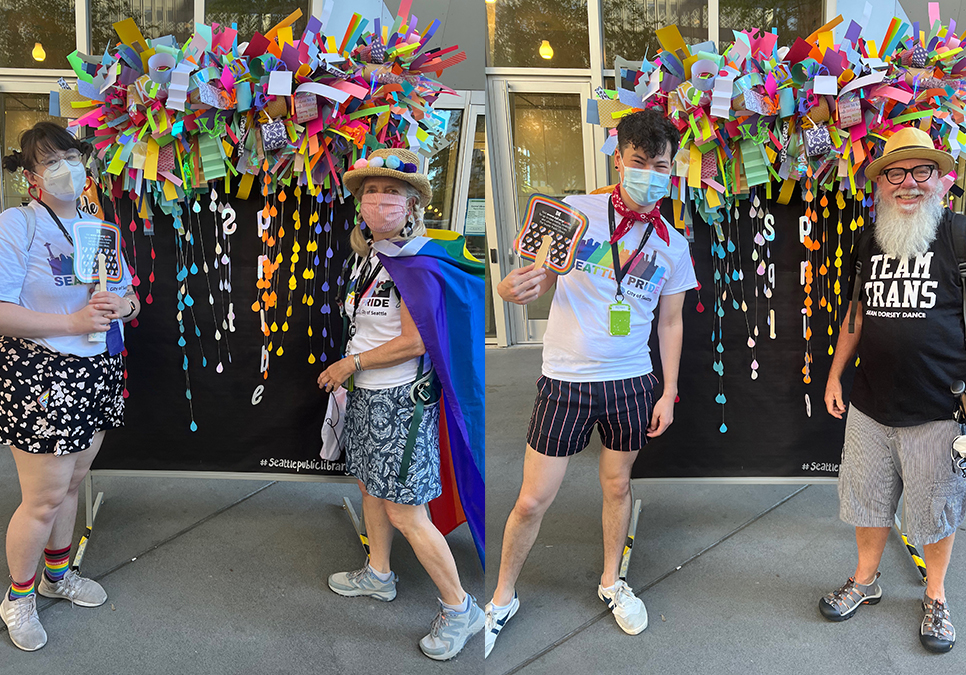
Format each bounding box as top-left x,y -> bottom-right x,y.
620,166 -> 671,206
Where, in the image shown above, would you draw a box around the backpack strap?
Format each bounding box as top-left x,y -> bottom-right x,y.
948,210 -> 966,346
847,229 -> 873,333
17,204 -> 37,253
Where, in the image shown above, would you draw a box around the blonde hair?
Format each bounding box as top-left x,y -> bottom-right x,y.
349,180 -> 426,256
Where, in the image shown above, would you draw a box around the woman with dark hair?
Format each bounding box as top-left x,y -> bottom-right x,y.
317,147 -> 484,660
0,121 -> 138,651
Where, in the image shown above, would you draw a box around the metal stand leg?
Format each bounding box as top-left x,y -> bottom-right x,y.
894,499 -> 927,586
73,473 -> 104,572
342,497 -> 370,557
619,498 -> 643,582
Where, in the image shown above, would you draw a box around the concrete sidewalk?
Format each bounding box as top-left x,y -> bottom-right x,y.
0,456 -> 483,673
485,346 -> 966,675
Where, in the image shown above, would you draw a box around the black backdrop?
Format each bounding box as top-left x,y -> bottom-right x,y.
95,187 -> 862,480
95,189 -> 354,476
635,191 -> 859,479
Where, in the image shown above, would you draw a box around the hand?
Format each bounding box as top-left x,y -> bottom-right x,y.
90,291 -> 126,320
497,264 -> 548,305
825,378 -> 847,419
647,394 -> 675,437
318,357 -> 354,392
69,303 -> 112,334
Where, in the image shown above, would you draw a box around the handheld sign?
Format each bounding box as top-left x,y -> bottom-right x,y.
72,220 -> 123,284
514,194 -> 588,274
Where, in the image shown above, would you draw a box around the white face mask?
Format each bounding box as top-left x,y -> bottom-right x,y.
38,160 -> 87,202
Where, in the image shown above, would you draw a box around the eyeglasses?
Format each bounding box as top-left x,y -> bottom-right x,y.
35,150 -> 83,173
882,164 -> 938,185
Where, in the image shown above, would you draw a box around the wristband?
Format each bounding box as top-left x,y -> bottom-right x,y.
123,299 -> 136,318
353,354 -> 363,372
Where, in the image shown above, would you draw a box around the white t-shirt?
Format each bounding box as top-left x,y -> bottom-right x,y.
344,251 -> 423,389
542,193 -> 698,382
0,201 -> 132,357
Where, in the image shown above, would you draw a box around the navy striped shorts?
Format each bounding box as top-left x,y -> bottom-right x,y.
526,374 -> 658,457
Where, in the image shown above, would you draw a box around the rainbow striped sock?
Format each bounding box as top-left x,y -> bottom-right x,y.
9,575 -> 36,601
43,546 -> 71,583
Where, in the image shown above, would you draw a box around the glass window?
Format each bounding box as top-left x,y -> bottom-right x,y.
486,0 -> 590,69
206,0 -> 309,43
603,0 -> 708,66
509,92 -> 585,322
0,0 -> 76,69
1,93 -> 67,210
424,109 -> 464,231
460,115 -> 492,337
719,0 -> 822,46
91,0 -> 194,50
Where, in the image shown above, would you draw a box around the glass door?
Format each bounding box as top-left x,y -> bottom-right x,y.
487,78 -> 597,344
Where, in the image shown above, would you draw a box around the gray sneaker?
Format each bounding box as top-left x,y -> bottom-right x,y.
819,573 -> 882,621
327,565 -> 397,601
1,591 -> 48,652
419,595 -> 485,661
37,570 -> 107,608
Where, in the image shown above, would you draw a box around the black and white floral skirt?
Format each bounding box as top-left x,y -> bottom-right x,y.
343,382 -> 441,505
0,337 -> 125,455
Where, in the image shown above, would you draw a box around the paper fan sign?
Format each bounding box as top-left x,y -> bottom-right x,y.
71,220 -> 123,284
515,195 -> 588,274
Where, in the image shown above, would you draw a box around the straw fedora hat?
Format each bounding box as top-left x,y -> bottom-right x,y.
343,148 -> 432,205
865,127 -> 955,179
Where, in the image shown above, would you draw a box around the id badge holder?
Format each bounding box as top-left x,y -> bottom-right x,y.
608,301 -> 631,336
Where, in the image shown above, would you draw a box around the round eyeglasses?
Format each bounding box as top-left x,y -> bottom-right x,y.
882,164 -> 938,185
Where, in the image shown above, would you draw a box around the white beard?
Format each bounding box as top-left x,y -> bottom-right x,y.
873,186 -> 943,260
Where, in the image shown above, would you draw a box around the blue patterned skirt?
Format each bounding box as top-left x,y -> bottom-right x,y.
343,382 -> 441,505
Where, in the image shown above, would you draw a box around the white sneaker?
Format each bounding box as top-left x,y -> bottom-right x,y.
598,581 -> 647,635
484,594 -> 519,658
1,591 -> 48,651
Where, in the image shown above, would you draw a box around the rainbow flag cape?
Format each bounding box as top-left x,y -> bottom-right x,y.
374,229 -> 485,566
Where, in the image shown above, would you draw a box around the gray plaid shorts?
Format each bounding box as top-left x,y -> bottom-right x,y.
838,405 -> 966,546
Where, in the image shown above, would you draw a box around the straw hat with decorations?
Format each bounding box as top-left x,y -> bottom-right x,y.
865,127 -> 955,179
344,148 -> 433,205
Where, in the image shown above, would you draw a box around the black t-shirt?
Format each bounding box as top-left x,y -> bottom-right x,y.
847,211 -> 966,426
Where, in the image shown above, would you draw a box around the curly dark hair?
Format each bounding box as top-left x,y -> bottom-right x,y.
1,122 -> 92,174
616,109 -> 680,161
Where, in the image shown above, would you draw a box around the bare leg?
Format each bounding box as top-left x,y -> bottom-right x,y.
599,447 -> 639,588
491,446 -> 570,607
923,532 -> 956,602
46,433 -> 103,552
383,501 -> 463,606
6,447 -> 83,584
853,526 -> 891,585
358,480 -> 394,574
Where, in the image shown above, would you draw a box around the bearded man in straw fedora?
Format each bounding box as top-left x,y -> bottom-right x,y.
821,126 -> 965,653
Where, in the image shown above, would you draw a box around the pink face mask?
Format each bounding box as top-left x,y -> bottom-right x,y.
360,193 -> 409,233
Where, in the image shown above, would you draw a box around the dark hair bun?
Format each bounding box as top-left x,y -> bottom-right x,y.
2,151 -> 24,173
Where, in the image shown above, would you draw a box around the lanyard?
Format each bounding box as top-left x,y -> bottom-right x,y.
607,200 -> 654,302
37,201 -> 80,247
347,251 -> 383,338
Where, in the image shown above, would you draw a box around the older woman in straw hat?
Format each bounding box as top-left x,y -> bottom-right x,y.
317,148 -> 483,660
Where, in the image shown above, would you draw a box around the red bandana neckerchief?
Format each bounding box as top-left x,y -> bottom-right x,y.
609,185 -> 669,247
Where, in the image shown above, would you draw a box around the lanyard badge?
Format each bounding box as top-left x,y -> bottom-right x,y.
606,201 -> 654,337
609,302 -> 631,336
